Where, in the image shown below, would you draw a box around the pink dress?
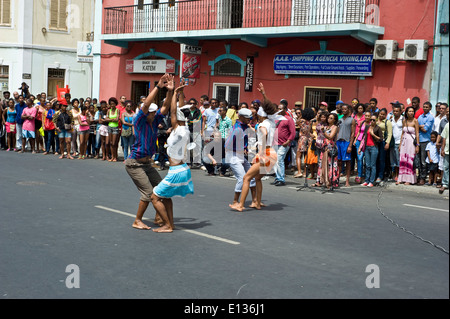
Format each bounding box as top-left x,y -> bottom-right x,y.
398,126 -> 417,184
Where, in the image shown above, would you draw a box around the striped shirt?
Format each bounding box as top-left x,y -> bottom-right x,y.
129,109 -> 164,160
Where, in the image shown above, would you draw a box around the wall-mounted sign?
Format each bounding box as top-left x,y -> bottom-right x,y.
126,59 -> 176,74
181,45 -> 202,79
244,56 -> 254,92
274,54 -> 373,76
77,41 -> 93,63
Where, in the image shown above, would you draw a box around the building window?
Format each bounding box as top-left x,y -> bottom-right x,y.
213,83 -> 240,106
304,87 -> 341,111
49,0 -> 68,31
0,65 -> 9,96
214,59 -> 242,77
0,0 -> 11,26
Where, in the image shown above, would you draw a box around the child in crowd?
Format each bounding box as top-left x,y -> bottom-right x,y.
426,131 -> 440,186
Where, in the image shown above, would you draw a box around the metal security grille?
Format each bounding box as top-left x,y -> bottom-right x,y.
48,68 -> 65,79
0,65 -> 8,78
214,59 -> 241,77
305,87 -> 341,111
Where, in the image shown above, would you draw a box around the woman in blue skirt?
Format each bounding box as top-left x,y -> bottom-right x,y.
151,84 -> 194,233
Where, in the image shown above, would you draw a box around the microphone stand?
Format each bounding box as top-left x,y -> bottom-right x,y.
321,151 -> 349,195
297,149 -> 317,193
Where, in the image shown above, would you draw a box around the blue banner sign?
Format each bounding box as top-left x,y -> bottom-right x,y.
274,54 -> 373,76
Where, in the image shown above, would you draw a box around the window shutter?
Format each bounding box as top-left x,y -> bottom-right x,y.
1,0 -> 11,25
58,0 -> 67,30
49,0 -> 59,28
49,0 -> 68,30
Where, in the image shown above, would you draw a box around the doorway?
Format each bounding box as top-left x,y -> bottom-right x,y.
47,68 -> 65,99
218,0 -> 243,29
131,80 -> 169,107
131,81 -> 150,107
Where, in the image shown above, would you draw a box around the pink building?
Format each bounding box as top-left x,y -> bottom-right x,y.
96,0 -> 441,110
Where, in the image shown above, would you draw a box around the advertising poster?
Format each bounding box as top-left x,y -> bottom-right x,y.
181,45 -> 202,79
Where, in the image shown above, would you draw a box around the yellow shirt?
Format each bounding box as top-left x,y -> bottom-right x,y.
226,109 -> 239,125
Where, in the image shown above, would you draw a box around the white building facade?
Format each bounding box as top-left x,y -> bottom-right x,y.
0,0 -> 95,99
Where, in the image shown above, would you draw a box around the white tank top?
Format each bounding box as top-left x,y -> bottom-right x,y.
167,125 -> 190,161
257,119 -> 276,147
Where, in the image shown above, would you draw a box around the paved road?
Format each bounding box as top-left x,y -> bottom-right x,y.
0,151 -> 448,299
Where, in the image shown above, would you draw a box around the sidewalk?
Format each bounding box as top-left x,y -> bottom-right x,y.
284,170 -> 449,198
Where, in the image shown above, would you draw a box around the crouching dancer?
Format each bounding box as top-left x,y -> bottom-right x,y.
125,74 -> 173,230
151,84 -> 194,233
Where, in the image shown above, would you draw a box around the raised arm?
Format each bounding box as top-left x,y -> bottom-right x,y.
257,83 -> 271,104
160,74 -> 175,116
143,74 -> 168,114
171,85 -> 186,129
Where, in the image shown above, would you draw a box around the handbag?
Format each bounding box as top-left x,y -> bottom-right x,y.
121,127 -> 132,137
328,145 -> 338,158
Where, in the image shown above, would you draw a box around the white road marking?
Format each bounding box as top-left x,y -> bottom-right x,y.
95,205 -> 240,245
403,204 -> 449,212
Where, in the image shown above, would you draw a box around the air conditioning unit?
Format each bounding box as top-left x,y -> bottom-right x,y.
373,40 -> 398,60
404,40 -> 429,61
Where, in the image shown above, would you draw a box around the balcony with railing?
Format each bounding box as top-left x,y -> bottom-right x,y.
102,0 -> 384,47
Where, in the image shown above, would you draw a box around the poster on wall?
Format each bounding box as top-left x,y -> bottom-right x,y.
181,45 -> 202,79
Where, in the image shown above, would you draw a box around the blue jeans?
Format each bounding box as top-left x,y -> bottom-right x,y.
365,146 -> 379,184
122,134 -> 135,160
442,154 -> 449,188
355,140 -> 365,178
275,145 -> 290,183
377,140 -> 387,180
44,129 -> 56,153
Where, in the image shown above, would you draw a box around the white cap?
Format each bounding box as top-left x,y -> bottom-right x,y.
140,103 -> 158,112
238,108 -> 253,119
149,103 -> 158,112
257,107 -> 267,118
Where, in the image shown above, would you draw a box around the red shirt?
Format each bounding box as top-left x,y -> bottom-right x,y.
117,104 -> 125,128
276,114 -> 296,145
366,130 -> 375,147
414,108 -> 424,119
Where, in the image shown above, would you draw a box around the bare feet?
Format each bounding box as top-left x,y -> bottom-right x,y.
249,203 -> 261,210
152,225 -> 173,233
67,155 -> 74,160
153,218 -> 164,226
59,155 -> 64,159
249,202 -> 266,210
229,203 -> 244,212
132,220 -> 151,230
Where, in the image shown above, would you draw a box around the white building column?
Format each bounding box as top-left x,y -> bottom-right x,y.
92,0 -> 102,99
